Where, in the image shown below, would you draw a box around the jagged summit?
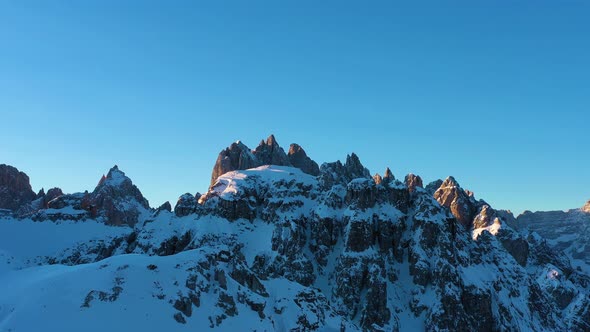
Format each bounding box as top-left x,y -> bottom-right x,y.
86,165 -> 150,226
318,152 -> 372,189
582,199 -> 590,213
433,175 -> 478,228
374,167 -> 395,186
252,134 -> 291,167
441,175 -> 460,188
383,167 -> 394,181
210,135 -> 320,184
404,173 -> 423,193
97,165 -> 131,187
97,165 -> 133,188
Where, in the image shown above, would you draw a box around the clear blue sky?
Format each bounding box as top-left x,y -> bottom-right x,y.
1,1 -> 589,214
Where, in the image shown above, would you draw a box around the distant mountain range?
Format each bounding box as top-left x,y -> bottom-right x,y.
1,135 -> 588,331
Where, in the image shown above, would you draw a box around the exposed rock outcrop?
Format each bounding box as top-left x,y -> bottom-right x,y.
175,193 -> 198,217
44,187 -> 64,208
210,141 -> 258,185
433,176 -> 477,228
373,173 -> 383,185
210,135 -> 320,184
252,135 -> 290,167
383,167 -> 394,182
318,153 -> 371,188
473,204 -> 498,229
404,173 -> 423,193
155,201 -> 172,215
287,143 -> 320,176
83,166 -> 150,226
425,179 -> 443,195
0,164 -> 36,211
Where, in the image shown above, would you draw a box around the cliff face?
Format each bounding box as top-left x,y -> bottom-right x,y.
0,164 -> 36,211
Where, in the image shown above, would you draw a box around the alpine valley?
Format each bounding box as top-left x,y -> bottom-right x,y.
0,135 -> 588,332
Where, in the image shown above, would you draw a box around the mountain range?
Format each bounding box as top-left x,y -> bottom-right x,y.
1,135 -> 588,331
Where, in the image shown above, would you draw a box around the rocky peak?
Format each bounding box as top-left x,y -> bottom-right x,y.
383,167 -> 394,181
473,204 -> 499,229
253,134 -> 291,167
582,200 -> 590,213
0,164 -> 36,211
373,168 -> 395,186
97,174 -> 107,187
84,165 -> 150,226
155,201 -> 172,215
100,165 -> 129,187
287,143 -> 320,176
373,173 -> 383,185
404,173 -> 423,193
344,153 -> 371,179
97,166 -> 148,206
211,135 -> 320,185
210,141 -> 258,185
433,176 -> 477,228
319,153 -> 371,188
46,187 -> 63,200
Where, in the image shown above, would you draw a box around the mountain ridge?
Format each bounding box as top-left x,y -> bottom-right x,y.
0,135 -> 589,331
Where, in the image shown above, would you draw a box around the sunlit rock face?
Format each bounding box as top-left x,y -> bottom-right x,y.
582,200 -> 590,213
0,164 -> 36,211
404,173 -> 423,193
210,141 -> 259,185
433,176 -> 477,228
473,204 -> 498,229
210,135 -> 320,185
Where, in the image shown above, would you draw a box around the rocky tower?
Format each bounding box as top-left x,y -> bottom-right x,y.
252,134 -> 291,166
0,164 -> 36,211
287,143 -> 320,176
404,173 -> 423,193
83,165 -> 150,226
210,141 -> 258,185
210,135 -> 320,185
433,176 -> 477,228
582,200 -> 590,213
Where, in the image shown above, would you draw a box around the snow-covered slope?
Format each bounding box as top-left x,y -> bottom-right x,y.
1,137 -> 589,331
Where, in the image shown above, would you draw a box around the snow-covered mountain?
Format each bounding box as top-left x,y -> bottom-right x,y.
510,203 -> 590,272
0,136 -> 588,331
